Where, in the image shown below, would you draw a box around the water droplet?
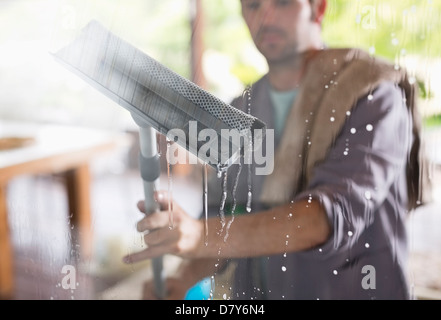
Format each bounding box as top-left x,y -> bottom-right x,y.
281,266 -> 287,272
367,94 -> 373,101
350,128 -> 357,134
365,191 -> 372,200
346,111 -> 351,116
330,117 -> 335,122
223,293 -> 227,300
365,243 -> 370,248
246,189 -> 252,213
333,270 -> 338,275
348,231 -> 353,237
366,124 -> 373,132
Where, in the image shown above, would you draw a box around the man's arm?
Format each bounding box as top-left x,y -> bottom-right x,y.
123,193 -> 331,262
138,199 -> 330,299
204,198 -> 331,258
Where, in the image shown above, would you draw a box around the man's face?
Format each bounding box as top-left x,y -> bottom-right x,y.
241,0 -> 316,63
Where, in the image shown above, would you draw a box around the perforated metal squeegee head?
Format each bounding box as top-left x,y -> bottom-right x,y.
53,20 -> 266,170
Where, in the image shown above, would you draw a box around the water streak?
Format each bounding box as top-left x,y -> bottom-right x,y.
166,138 -> 174,229
244,86 -> 253,213
224,162 -> 242,242
246,135 -> 253,213
209,275 -> 216,300
202,162 -> 209,246
218,169 -> 228,232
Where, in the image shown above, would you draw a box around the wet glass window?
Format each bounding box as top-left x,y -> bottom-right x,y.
1,0 -> 440,302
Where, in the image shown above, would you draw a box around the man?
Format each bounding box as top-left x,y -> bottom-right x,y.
124,0 -> 425,300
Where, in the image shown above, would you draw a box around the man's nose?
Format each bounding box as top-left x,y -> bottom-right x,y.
260,1 -> 277,25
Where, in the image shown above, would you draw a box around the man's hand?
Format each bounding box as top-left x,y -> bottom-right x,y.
123,191 -> 205,264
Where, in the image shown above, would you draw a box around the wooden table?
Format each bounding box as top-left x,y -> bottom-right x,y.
0,120 -> 131,299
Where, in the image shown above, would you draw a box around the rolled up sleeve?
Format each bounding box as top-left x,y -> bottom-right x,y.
295,81 -> 413,255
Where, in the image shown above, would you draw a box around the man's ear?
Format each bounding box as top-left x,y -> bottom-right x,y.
312,0 -> 327,24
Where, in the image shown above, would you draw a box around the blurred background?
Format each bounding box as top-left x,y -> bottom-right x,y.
0,0 -> 440,300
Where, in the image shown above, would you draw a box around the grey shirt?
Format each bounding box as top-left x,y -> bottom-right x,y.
206,76 -> 412,300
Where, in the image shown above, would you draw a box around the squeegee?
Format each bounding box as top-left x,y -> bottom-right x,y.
52,20 -> 266,299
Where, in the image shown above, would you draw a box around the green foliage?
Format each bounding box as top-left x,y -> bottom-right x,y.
424,113 -> 441,128
230,64 -> 262,87
201,0 -> 441,100
417,78 -> 435,100
322,0 -> 441,62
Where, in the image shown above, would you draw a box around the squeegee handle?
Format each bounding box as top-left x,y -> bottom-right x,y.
138,125 -> 166,299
